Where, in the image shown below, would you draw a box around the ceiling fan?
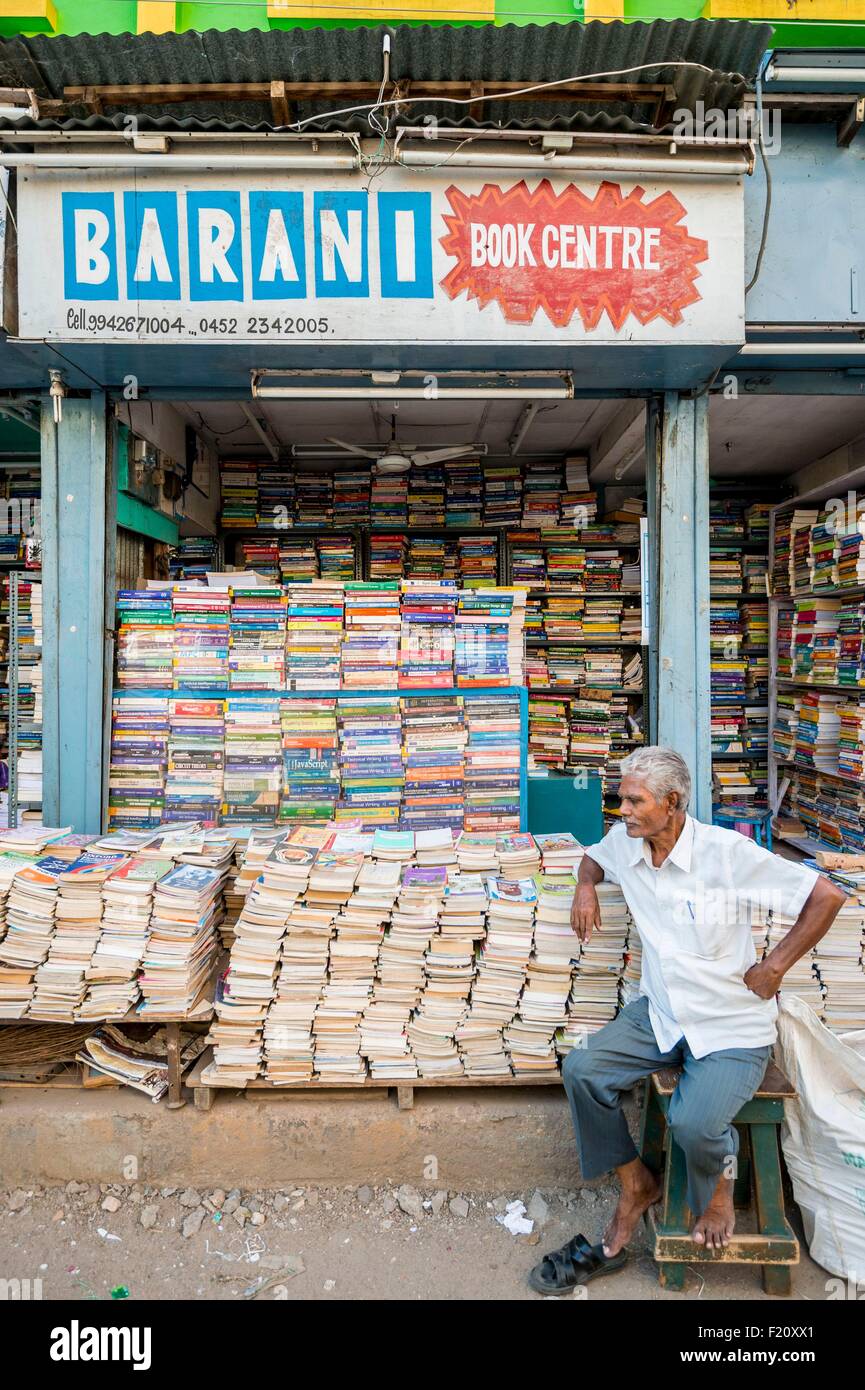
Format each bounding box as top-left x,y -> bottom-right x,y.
324,415 -> 483,474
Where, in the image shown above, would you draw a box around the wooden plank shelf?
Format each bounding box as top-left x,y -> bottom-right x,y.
186,1052 -> 563,1112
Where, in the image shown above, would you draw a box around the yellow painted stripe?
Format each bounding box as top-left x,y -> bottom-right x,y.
268,0 -> 494,19
584,0 -> 624,16
0,0 -> 57,25
137,1 -> 177,33
703,0 -> 865,18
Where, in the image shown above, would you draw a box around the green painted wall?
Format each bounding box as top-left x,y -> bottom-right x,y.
5,0 -> 865,49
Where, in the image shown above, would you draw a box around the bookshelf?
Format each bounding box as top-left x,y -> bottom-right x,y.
708,488 -> 778,818
767,488 -> 865,856
500,527 -> 646,823
107,686 -> 529,835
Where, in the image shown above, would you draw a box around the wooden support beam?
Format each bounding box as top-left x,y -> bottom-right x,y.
837,96 -> 865,149
62,79 -> 675,111
81,85 -> 104,117
270,79 -> 291,128
469,81 -> 484,123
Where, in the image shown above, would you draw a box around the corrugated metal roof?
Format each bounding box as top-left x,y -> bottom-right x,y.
0,20 -> 772,135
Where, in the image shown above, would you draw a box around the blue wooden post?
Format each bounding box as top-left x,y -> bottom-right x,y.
656,392 -> 712,821
41,393 -> 116,832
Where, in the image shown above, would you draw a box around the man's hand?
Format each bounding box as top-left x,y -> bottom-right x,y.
743,958 -> 784,1000
572,882 -> 601,943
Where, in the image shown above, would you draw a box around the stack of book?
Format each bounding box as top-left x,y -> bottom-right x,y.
228,585 -> 287,690
257,465 -> 295,531
280,698 -> 340,825
746,502 -> 772,544
454,587 -> 525,686
400,696 -> 466,834
370,472 -> 408,528
342,582 -> 401,688
318,535 -> 356,583
347,859 -> 408,1081
404,536 -> 443,580
30,852 -> 126,1020
709,497 -> 745,544
408,467 -> 446,527
561,457 -> 597,530
398,579 -> 457,688
285,581 -> 344,690
837,600 -> 865,687
709,550 -> 742,594
107,695 -> 169,831
445,460 -> 483,527
164,697 -> 225,823
507,874 -> 576,1076
237,539 -> 280,580
263,838 -> 332,1083
116,589 -> 174,688
793,598 -> 841,683
295,473 -> 333,528
510,532 -> 546,588
459,875 -> 536,1075
814,898 -> 865,1032
222,695 -> 282,824
457,535 -> 497,587
543,533 -> 590,588
838,700 -> 865,778
794,692 -> 845,771
0,858 -> 66,1016
139,863 -> 222,1017
522,465 -> 564,528
278,537 -> 319,583
463,694 -> 521,832
172,586 -> 231,690
559,881 -> 629,1044
809,510 -> 839,591
483,465 -> 523,527
79,855 -> 172,1020
333,470 -> 371,527
220,460 -> 259,528
567,694 -> 613,777
527,694 -> 570,769
541,594 -> 584,641
310,849 -> 369,1081
837,515 -> 865,588
369,533 -> 407,580
337,697 -> 404,830
789,510 -> 821,593
408,873 -> 484,1078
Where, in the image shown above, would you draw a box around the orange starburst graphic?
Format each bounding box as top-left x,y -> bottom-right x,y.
439,178 -> 708,331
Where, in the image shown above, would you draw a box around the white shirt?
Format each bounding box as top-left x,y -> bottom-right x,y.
584,815 -> 820,1059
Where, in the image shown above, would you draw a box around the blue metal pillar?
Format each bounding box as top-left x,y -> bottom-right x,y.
41,393 -> 116,832
656,391 -> 712,821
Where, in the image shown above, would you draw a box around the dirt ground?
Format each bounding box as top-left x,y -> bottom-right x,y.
0,1179 -> 835,1302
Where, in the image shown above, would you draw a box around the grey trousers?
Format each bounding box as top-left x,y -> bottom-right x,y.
561,996 -> 771,1219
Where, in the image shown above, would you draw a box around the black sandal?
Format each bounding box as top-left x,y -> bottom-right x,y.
528,1231 -> 628,1295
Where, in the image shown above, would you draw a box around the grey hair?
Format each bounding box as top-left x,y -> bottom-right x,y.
619,746 -> 691,811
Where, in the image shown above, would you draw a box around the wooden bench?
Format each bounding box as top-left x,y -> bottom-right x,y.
638,1060 -> 798,1295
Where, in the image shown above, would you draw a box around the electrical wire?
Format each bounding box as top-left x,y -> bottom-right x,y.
745,63 -> 772,297
289,59 -> 735,131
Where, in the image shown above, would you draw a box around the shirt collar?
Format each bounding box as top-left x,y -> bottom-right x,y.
628,814 -> 694,871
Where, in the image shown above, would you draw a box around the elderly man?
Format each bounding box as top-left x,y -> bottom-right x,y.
529,745 -> 845,1295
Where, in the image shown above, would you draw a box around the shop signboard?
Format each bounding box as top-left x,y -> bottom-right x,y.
15,167 -> 744,346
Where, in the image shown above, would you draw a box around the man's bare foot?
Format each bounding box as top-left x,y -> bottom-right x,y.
602,1158 -> 662,1257
692,1174 -> 736,1251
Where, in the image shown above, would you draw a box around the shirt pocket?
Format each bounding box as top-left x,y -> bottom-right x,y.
672,894 -> 737,959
